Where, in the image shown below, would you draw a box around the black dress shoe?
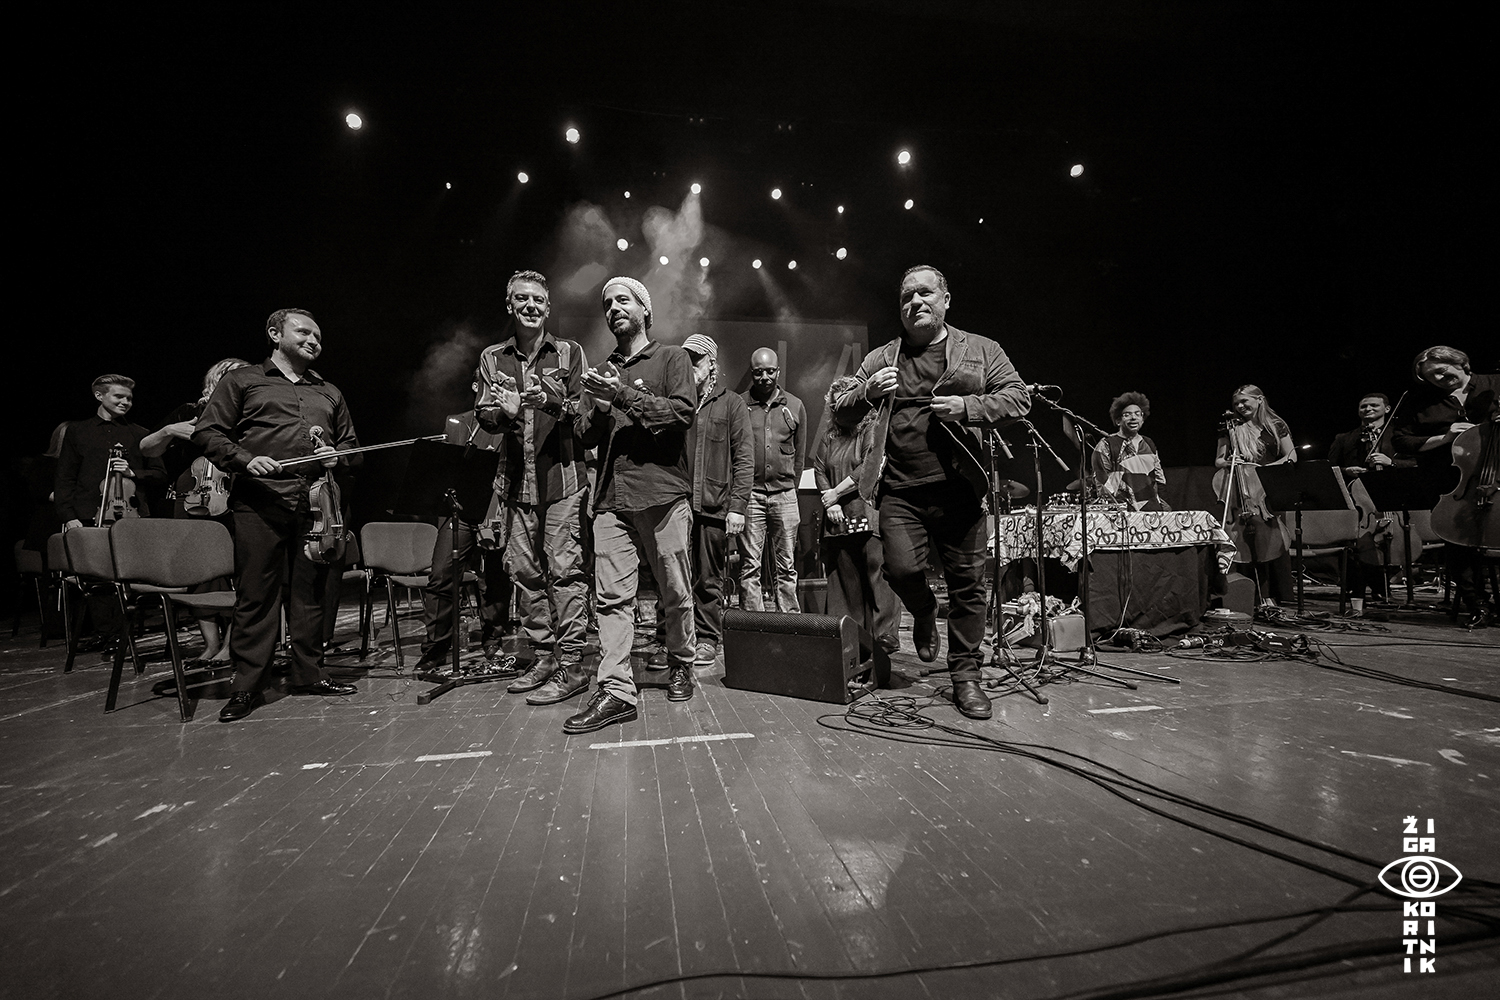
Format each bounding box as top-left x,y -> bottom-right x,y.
1467,608 -> 1493,631
952,680 -> 992,720
562,689 -> 638,734
914,610 -> 939,663
666,664 -> 693,702
289,679 -> 358,696
219,692 -> 256,722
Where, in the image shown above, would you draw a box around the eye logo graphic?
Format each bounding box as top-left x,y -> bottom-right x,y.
1377,855 -> 1463,900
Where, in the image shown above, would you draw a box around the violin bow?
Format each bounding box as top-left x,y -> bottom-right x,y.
277,434 -> 447,469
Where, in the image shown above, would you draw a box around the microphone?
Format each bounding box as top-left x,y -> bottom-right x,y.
1027,383 -> 1063,398
991,431 -> 1014,460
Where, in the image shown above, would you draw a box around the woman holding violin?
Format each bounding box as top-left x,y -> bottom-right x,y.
193,309 -> 361,722
1215,384 -> 1298,608
141,358 -> 250,660
1394,345 -> 1500,629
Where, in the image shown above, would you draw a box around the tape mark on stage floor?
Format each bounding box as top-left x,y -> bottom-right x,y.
415,751 -> 494,762
589,733 -> 756,750
1087,705 -> 1165,715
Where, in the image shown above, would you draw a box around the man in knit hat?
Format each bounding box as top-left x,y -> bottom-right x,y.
567,277 -> 699,734
682,333 -> 752,667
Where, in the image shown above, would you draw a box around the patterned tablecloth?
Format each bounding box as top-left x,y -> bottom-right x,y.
994,509 -> 1236,575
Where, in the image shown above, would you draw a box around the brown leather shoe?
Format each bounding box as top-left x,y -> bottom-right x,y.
666,664 -> 693,702
525,662 -> 590,705
507,653 -> 557,694
952,680 -> 992,719
562,689 -> 638,734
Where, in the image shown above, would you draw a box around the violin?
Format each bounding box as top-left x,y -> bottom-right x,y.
1431,420 -> 1499,550
96,443 -> 142,525
182,456 -> 231,518
304,426 -> 347,564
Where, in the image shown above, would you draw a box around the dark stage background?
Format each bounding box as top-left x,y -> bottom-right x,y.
6,3 -> 1490,604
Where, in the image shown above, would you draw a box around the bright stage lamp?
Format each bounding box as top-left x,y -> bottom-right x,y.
345,113 -> 363,130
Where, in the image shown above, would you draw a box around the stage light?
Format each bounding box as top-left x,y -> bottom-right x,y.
617,239 -> 629,251
836,205 -> 845,214
904,199 -> 914,210
978,217 -> 984,223
1070,164 -> 1084,177
445,182 -> 451,190
565,127 -> 580,144
517,172 -> 530,184
835,247 -> 847,260
771,188 -> 782,200
690,182 -> 702,194
624,191 -> 631,199
752,259 -> 763,269
659,255 -> 669,265
345,112 -> 363,130
699,257 -> 710,267
897,149 -> 911,165
787,260 -> 797,270
1300,444 -> 1312,451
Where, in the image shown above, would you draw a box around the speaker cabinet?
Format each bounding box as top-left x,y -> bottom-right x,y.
722,610 -> 889,704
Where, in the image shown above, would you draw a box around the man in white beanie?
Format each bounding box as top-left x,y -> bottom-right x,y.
567,277 -> 699,734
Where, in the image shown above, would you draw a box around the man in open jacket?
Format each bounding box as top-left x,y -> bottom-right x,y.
682,334 -> 752,668
833,265 -> 1031,720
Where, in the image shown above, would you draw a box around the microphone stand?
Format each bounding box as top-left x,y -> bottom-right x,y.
1015,418 -> 1133,690
986,428 -> 1046,704
1026,397 -> 1176,687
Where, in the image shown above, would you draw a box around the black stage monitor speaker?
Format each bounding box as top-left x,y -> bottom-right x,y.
722,610 -> 890,704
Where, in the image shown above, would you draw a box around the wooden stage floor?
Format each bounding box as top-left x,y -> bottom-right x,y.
2,598 -> 1498,1000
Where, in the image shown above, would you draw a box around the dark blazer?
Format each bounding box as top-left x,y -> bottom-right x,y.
1393,373 -> 1500,488
833,326 -> 1031,507
689,385 -> 753,519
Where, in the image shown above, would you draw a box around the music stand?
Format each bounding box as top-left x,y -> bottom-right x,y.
1358,467 -> 1440,609
1256,460 -> 1352,616
390,440 -> 503,703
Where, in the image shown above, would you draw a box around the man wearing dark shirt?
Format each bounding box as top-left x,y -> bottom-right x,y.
568,277 -> 698,734
1328,393 -> 1411,479
834,266 -> 1031,719
739,348 -> 807,613
194,308 -> 361,720
55,375 -> 167,528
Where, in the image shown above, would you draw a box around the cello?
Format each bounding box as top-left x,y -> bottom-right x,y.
1430,420 -> 1500,550
96,444 -> 142,525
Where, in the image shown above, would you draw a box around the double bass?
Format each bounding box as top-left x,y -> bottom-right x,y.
1431,420 -> 1499,550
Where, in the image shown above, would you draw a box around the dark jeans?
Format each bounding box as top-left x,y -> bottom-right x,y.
423,517 -> 511,652
821,533 -> 899,652
879,481 -> 987,682
693,514 -> 728,646
229,505 -> 331,693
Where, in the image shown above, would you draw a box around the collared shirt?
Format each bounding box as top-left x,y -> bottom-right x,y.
193,358 -> 359,511
54,415 -> 167,523
474,331 -> 587,507
742,386 -> 807,492
576,339 -> 697,513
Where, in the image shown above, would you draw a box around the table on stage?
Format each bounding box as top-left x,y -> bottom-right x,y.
992,509 -> 1236,636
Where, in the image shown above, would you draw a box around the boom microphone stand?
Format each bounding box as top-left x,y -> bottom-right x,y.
1027,394 -> 1177,686
1014,417 -> 1133,690
984,428 -> 1047,705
